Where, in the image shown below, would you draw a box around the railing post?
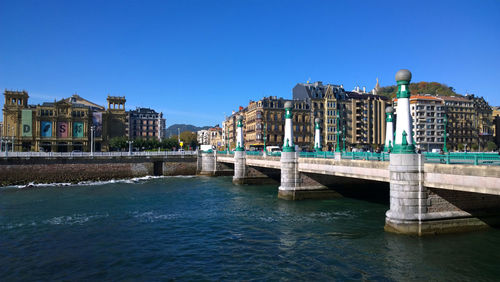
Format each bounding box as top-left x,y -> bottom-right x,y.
446,154 -> 450,164
474,155 -> 478,165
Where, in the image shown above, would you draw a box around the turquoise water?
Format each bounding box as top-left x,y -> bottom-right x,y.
1,176 -> 499,281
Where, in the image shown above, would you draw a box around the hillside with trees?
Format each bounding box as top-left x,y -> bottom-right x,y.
378,82 -> 459,99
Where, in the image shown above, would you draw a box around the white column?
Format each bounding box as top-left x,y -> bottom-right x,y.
384,107 -> 394,151
314,118 -> 321,151
283,101 -> 294,151
392,69 -> 415,153
235,115 -> 244,151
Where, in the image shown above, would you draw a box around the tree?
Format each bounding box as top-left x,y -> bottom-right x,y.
179,131 -> 197,149
471,143 -> 479,152
109,136 -> 127,151
457,143 -> 464,151
486,141 -> 498,152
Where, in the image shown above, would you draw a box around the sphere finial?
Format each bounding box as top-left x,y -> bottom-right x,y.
315,118 -> 320,123
284,101 -> 293,109
386,106 -> 394,114
395,69 -> 412,82
236,115 -> 243,121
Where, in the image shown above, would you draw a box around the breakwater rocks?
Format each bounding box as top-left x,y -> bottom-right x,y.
0,156 -> 197,186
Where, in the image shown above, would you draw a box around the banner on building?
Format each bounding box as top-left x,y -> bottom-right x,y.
57,122 -> 68,138
92,111 -> 102,137
73,122 -> 84,138
41,121 -> 52,137
21,110 -> 32,137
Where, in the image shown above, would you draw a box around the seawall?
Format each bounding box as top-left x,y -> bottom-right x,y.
0,156 -> 197,186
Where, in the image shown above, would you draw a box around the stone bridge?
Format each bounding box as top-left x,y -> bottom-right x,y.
199,151 -> 500,236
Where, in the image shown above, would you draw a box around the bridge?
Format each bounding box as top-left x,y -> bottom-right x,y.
199,150 -> 500,236
199,70 -> 500,236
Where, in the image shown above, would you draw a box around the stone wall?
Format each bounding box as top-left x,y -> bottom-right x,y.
0,156 -> 197,186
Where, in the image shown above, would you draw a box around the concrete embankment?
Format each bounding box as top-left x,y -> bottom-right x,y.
0,156 -> 197,186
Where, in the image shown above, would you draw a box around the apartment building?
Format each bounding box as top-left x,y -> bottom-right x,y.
409,95 -> 445,151
126,107 -> 166,141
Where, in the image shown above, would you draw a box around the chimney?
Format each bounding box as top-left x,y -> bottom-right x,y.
363,86 -> 366,93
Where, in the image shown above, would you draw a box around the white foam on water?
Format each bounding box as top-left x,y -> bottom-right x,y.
131,210 -> 180,222
1,175 -> 198,189
43,213 -> 109,225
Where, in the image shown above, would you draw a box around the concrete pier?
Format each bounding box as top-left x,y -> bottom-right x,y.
198,151 -> 216,176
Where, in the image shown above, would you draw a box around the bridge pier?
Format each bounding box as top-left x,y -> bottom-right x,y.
197,151 -> 216,176
278,151 -> 340,200
232,151 -> 246,184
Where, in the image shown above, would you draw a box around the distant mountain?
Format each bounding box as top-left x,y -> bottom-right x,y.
165,124 -> 212,137
378,81 -> 460,99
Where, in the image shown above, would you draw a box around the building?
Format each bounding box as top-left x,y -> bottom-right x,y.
244,96 -> 312,150
125,107 -> 166,141
493,106 -> 500,147
465,94 -> 494,150
2,90 -> 127,152
409,95 -> 446,151
293,80 -> 388,150
208,126 -> 223,149
197,129 -> 209,145
396,94 -> 494,151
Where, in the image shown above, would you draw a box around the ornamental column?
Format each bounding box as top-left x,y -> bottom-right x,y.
314,118 -> 321,152
233,115 -> 247,184
384,106 -> 395,152
385,69 -> 427,235
278,101 -> 299,198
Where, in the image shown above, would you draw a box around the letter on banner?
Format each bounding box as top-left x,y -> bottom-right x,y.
57,122 -> 68,138
22,110 -> 32,137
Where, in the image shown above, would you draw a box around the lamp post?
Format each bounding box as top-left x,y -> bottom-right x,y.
127,140 -> 134,156
90,125 -> 95,156
263,123 -> 267,156
342,125 -> 346,152
443,114 -> 448,153
335,113 -> 341,152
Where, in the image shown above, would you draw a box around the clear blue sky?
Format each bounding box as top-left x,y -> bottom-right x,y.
1,0 -> 499,126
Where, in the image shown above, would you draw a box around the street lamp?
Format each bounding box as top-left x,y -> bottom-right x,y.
335,113 -> 341,152
127,140 -> 134,156
90,125 -> 95,156
263,123 -> 267,156
342,125 -> 346,152
443,114 -> 448,153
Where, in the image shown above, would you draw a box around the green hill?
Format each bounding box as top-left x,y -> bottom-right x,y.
378,82 -> 459,99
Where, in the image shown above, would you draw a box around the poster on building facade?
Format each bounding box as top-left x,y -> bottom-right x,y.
73,122 -> 84,138
92,111 -> 102,137
21,110 -> 32,137
41,121 -> 52,137
57,122 -> 68,138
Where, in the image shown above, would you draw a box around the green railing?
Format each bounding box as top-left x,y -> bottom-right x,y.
424,152 -> 500,165
299,151 -> 335,159
246,151 -> 263,156
216,149 -> 499,166
267,151 -> 282,157
341,152 -> 390,161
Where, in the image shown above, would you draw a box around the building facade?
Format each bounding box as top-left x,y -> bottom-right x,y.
293,81 -> 388,151
2,90 -> 127,152
125,107 -> 166,141
409,95 -> 445,151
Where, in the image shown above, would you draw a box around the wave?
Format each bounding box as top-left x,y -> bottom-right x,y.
1,175 -> 198,189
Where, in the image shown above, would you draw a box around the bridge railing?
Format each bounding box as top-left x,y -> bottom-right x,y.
299,151 -> 335,158
342,152 -> 390,162
216,150 -> 234,155
423,152 -> 500,166
0,151 -> 197,158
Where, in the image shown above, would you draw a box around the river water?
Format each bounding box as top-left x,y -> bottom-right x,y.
1,176 -> 499,281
